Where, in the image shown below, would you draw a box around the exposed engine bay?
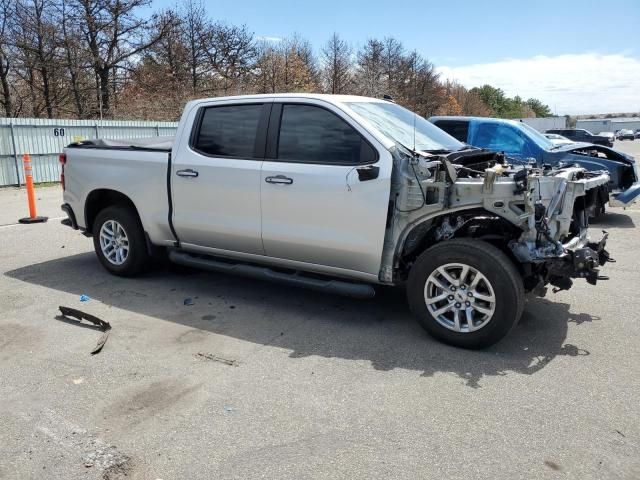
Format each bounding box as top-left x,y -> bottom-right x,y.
380,147 -> 613,296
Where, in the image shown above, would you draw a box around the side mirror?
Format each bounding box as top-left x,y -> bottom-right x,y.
357,165 -> 380,181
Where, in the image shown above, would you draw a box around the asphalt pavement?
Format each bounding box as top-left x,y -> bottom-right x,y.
1,152 -> 639,479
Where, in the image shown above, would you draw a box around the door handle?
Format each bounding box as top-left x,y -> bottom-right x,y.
176,169 -> 199,178
265,175 -> 293,185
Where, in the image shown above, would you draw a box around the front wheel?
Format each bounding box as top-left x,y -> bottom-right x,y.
407,239 -> 524,349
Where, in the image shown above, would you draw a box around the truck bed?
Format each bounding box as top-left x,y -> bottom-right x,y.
63,139 -> 175,246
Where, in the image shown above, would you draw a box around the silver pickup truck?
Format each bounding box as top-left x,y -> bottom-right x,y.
60,94 -> 612,348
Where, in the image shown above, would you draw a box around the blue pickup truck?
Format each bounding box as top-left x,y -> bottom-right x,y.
429,116 -> 640,211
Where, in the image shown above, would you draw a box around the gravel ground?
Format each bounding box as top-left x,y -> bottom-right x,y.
1,173 -> 639,479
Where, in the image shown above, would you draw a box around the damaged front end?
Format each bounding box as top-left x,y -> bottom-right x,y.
503,166 -> 614,295
384,146 -> 613,296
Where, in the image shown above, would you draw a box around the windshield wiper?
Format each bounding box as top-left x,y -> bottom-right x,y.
421,149 -> 452,154
456,145 -> 479,152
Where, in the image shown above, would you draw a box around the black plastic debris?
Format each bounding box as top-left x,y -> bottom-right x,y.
183,297 -> 194,306
56,306 -> 111,354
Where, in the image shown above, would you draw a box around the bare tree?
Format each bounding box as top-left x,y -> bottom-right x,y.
391,50 -> 443,118
382,37 -> 403,96
252,35 -> 318,94
71,0 -> 169,117
253,41 -> 282,93
58,0 -> 93,116
321,33 -> 352,94
280,35 -> 318,92
206,23 -> 255,95
179,0 -> 207,94
0,2 -> 534,122
0,0 -> 14,116
290,34 -> 319,85
14,0 -> 63,118
154,10 -> 189,85
355,38 -> 385,97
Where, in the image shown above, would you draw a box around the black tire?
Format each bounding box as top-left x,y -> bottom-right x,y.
407,239 -> 524,349
92,206 -> 150,276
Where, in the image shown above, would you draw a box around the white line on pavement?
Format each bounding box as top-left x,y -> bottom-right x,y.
0,216 -> 66,229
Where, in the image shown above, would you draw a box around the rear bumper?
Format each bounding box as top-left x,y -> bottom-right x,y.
61,203 -> 78,229
610,182 -> 640,207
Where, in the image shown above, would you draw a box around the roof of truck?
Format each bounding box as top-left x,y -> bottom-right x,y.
186,93 -> 390,106
429,116 -> 522,125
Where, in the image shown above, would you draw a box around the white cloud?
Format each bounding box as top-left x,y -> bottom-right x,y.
437,54 -> 640,115
256,36 -> 284,43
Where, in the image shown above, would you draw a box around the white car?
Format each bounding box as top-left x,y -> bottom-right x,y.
544,133 -> 574,146
60,94 -> 611,348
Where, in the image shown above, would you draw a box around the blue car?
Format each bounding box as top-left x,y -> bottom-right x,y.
429,116 -> 640,210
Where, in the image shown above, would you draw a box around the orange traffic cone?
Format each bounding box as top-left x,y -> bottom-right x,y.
18,153 -> 48,224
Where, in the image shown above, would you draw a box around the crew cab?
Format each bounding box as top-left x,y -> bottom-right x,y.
61,95 -> 612,349
430,116 -> 640,211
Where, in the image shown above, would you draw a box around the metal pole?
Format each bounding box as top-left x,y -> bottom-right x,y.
156,124 -> 160,136
95,122 -> 99,139
9,122 -> 21,187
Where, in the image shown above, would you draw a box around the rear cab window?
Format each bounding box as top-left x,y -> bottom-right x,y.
192,104 -> 264,158
431,120 -> 469,142
274,104 -> 377,165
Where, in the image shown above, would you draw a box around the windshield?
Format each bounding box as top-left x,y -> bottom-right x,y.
346,101 -> 463,152
516,122 -> 556,149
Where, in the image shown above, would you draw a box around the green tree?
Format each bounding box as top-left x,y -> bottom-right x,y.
470,84 -> 505,115
525,98 -> 552,117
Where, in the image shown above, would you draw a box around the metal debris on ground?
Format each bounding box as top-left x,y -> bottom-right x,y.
196,352 -> 239,367
56,306 -> 111,354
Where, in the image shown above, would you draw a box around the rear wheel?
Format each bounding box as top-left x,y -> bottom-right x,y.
407,239 -> 524,349
93,206 -> 150,276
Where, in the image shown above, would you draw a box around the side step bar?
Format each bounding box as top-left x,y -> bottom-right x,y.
168,250 -> 376,299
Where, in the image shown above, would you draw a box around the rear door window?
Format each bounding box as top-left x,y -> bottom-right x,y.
194,104 -> 263,158
432,120 -> 469,142
277,104 -> 377,165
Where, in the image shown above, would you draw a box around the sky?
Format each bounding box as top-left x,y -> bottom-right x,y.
150,0 -> 640,115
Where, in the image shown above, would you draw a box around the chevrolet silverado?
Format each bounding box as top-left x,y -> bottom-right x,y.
60,94 -> 612,348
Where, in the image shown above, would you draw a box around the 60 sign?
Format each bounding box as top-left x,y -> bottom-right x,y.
53,128 -> 65,137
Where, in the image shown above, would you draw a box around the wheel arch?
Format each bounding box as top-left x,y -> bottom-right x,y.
85,189 -> 142,235
396,208 -> 524,274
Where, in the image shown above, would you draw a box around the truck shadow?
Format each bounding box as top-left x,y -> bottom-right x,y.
591,212 -> 635,229
5,253 -> 598,388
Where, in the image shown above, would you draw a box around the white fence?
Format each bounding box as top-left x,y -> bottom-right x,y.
515,117 -> 567,132
0,118 -> 178,187
576,118 -> 640,133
